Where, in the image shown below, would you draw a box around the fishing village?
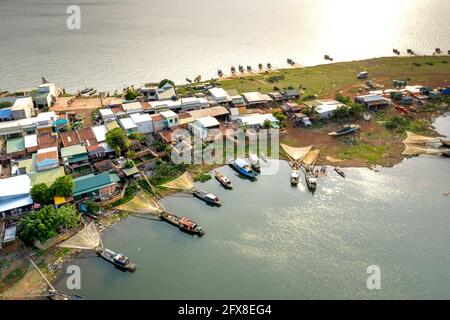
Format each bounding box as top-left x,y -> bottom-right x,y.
0,52 -> 450,299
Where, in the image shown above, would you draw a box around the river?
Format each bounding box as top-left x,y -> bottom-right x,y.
53,115 -> 450,299
1,0 -> 450,92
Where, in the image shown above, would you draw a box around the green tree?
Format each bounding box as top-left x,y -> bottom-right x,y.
50,176 -> 74,197
158,79 -> 175,88
262,119 -> 272,129
106,127 -> 130,154
333,105 -> 350,120
30,183 -> 53,205
128,132 -> 146,142
0,101 -> 13,109
125,87 -> 140,100
125,160 -> 135,169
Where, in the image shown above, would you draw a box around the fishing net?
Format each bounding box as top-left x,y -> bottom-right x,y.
58,222 -> 102,250
402,131 -> 438,145
116,191 -> 162,214
302,149 -> 321,167
402,144 -> 444,155
326,156 -> 343,163
161,172 -> 194,191
280,144 -> 312,162
0,262 -> 49,300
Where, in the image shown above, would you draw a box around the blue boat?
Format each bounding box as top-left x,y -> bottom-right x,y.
229,158 -> 257,179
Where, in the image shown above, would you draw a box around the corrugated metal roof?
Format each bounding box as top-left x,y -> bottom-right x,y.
73,173 -> 119,196
29,166 -> 65,186
6,137 -> 25,154
61,144 -> 87,158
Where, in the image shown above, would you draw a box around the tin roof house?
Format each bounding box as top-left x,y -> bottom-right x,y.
72,172 -> 120,200
0,175 -> 33,216
129,113 -> 153,134
36,146 -> 59,171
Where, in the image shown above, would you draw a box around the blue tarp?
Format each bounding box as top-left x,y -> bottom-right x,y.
0,108 -> 12,119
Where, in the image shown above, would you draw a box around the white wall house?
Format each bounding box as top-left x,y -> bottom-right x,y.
209,88 -> 230,103
11,97 -> 34,120
130,113 -> 153,134
119,117 -> 138,135
160,110 -> 179,129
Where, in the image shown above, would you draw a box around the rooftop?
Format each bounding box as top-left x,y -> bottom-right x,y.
187,106 -> 229,120
92,125 -> 108,142
119,117 -> 138,130
6,137 -> 25,154
130,113 -> 152,124
0,175 -> 31,199
29,166 -> 65,187
160,110 -> 178,118
61,144 -> 87,158
195,116 -> 220,128
73,173 -> 120,197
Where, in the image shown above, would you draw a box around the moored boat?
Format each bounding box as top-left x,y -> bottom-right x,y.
95,247 -> 136,272
193,189 -> 221,206
229,158 -> 257,179
440,138 -> 450,148
290,167 -> 300,185
160,211 -> 204,236
328,125 -> 360,136
305,171 -> 317,191
46,289 -> 86,300
248,153 -> 261,173
334,167 -> 345,178
214,171 -> 232,189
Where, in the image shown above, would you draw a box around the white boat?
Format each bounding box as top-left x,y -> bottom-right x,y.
248,153 -> 261,173
291,168 -> 300,185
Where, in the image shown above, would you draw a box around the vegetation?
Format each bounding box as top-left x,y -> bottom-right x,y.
124,160 -> 135,169
30,176 -> 74,205
262,119 -> 272,129
85,200 -> 101,214
106,127 -> 130,154
124,87 -> 140,100
30,183 -> 54,205
152,139 -> 170,153
339,144 -> 387,164
194,172 -> 212,182
382,116 -> 430,134
158,79 -> 175,88
128,132 -> 146,142
272,111 -> 287,123
151,161 -> 188,185
18,204 -> 81,245
0,101 -> 13,109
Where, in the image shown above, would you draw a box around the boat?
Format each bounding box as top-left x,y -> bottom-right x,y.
214,171 -> 232,189
334,167 -> 345,178
248,153 -> 261,173
258,63 -> 263,70
440,139 -> 450,148
267,63 -> 272,69
231,66 -> 236,74
435,48 -> 441,54
80,87 -> 93,94
287,58 -> 295,65
238,65 -> 244,73
217,69 -> 223,77
324,54 -> 333,61
160,211 -> 204,236
305,171 -> 317,191
95,247 -> 137,272
363,112 -> 371,121
328,125 -> 360,136
393,49 -> 400,55
247,65 -> 252,71
193,189 -> 221,206
290,165 -> 300,185
46,289 -> 85,300
229,158 -> 257,179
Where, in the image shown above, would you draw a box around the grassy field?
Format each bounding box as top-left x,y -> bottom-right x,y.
181,56 -> 450,97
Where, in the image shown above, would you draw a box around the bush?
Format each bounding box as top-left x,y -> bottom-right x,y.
267,75 -> 284,83
125,88 -> 140,100
128,132 -> 146,142
18,205 -> 80,245
106,128 -> 129,154
194,172 -> 212,182
125,160 -> 135,169
30,183 -> 54,205
50,176 -> 74,197
158,79 -> 175,88
85,200 -> 101,214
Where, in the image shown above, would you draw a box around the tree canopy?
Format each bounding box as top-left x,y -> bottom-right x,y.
50,176 -> 74,197
158,79 -> 175,88
106,127 -> 129,154
30,183 -> 53,205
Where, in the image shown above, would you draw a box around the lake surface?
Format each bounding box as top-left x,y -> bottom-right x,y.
54,115 -> 450,299
1,0 -> 450,92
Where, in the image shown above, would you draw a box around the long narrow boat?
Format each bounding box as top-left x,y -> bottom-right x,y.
334,167 -> 345,178
328,125 -> 360,136
305,171 -> 317,191
440,138 -> 450,148
160,211 -> 204,236
95,247 -> 137,272
193,189 -> 221,206
290,163 -> 300,185
229,158 -> 257,179
214,171 -> 232,189
248,153 -> 261,173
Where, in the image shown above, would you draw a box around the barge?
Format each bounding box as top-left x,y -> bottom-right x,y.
193,189 -> 221,206
160,211 -> 204,236
95,247 -> 137,272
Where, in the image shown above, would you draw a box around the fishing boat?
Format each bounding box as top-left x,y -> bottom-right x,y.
287,58 -> 295,65
334,167 -> 345,178
95,247 -> 137,272
247,65 -> 252,71
160,211 -> 204,236
214,171 -> 232,189
248,153 -> 261,173
46,289 -> 85,300
193,189 -> 221,206
440,139 -> 450,148
231,66 -> 236,74
238,65 -> 244,73
229,158 -> 257,179
328,125 -> 360,136
267,63 -> 272,69
80,87 -> 93,94
305,171 -> 317,191
393,49 -> 400,55
258,63 -> 263,70
324,54 -> 333,61
290,165 -> 300,185
217,69 -> 223,77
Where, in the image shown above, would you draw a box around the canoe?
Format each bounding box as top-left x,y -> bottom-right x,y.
334,167 -> 345,178
328,125 -> 360,137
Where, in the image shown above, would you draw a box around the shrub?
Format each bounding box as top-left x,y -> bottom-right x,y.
106,128 -> 129,154
125,160 -> 135,169
194,172 -> 212,182
125,88 -> 140,100
30,183 -> 53,205
50,176 -> 74,197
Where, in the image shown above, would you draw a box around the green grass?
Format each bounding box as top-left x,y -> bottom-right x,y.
2,267 -> 27,286
339,144 -> 387,164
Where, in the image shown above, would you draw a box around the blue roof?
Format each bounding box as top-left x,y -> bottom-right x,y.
0,108 -> 12,119
0,195 -> 33,212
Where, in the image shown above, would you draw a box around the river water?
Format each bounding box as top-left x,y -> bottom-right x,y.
54,115 -> 450,299
1,0 -> 450,92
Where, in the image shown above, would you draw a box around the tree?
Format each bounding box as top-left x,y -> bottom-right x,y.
272,111 -> 287,122
158,79 -> 175,88
18,204 -> 80,245
106,128 -> 129,154
30,183 -> 53,205
128,132 -> 146,142
125,160 -> 135,169
262,119 -> 272,129
0,101 -> 13,109
333,105 -> 350,120
50,176 -> 74,197
125,87 -> 140,100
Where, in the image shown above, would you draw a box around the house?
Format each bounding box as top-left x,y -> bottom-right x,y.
99,109 -> 116,122
37,131 -> 58,149
269,92 -> 284,101
292,113 -> 312,127
160,110 -> 179,129
122,166 -> 140,179
10,97 -> 34,120
234,114 -> 279,130
355,95 -> 392,109
0,175 -> 32,216
72,172 -> 120,200
122,102 -> 143,115
92,125 -> 109,143
6,137 -> 26,159
281,102 -> 303,115
36,147 -> 59,171
139,83 -> 177,101
105,120 -> 120,131
59,130 -> 81,147
29,166 -> 65,187
130,113 -> 153,134
187,106 -> 230,121
179,97 -> 209,112
304,99 -> 344,119
284,89 -> 300,100
242,92 -> 272,106
0,108 -> 12,122
23,134 -> 38,153
230,95 -> 246,107
76,127 -> 97,146
150,114 -> 165,133
61,144 -> 89,165
189,116 -> 221,141
178,113 -> 194,126
33,83 -> 58,108
119,117 -> 138,135
400,96 -> 414,106
86,144 -> 106,161
209,87 -> 230,103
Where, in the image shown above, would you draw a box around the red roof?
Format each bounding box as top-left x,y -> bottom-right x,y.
77,127 -> 96,142
60,131 -> 81,147
38,132 -> 58,149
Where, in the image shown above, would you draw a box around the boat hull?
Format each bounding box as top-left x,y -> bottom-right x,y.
230,162 -> 256,179
95,248 -> 136,272
193,190 -> 221,206
440,139 -> 450,148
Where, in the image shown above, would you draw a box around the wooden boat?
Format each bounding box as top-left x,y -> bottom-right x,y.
407,49 -> 414,54
46,289 -> 85,300
80,87 -> 93,94
214,171 -> 232,189
328,125 -> 360,136
193,189 -> 221,206
231,66 -> 236,74
334,167 -> 345,178
248,153 -> 261,173
435,48 -> 441,54
229,158 -> 257,179
290,166 -> 300,185
287,58 -> 295,65
258,63 -> 263,70
393,49 -> 400,55
238,65 -> 244,73
247,65 -> 252,71
305,171 -> 317,191
324,54 -> 333,61
160,211 -> 204,236
440,139 -> 450,148
95,247 -> 136,272
267,63 -> 272,69
217,69 -> 223,77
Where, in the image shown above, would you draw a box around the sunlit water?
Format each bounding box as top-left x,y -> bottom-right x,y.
54,116 -> 450,299
1,0 -> 449,92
